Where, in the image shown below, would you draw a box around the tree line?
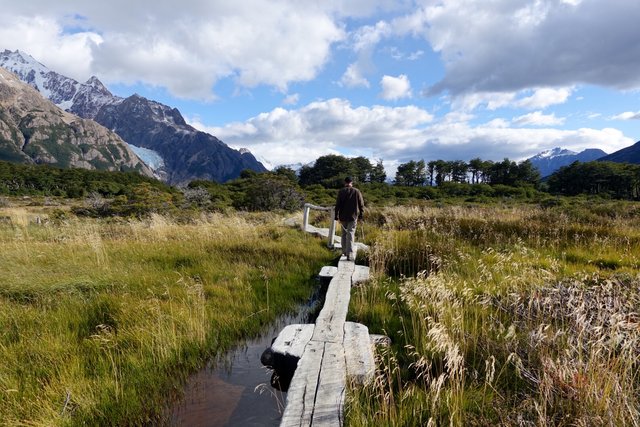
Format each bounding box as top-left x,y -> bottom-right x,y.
548,161 -> 640,200
2,154 -> 639,218
394,158 -> 540,187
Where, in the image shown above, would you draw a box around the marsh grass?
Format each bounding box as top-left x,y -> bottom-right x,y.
346,201 -> 640,426
0,209 -> 332,426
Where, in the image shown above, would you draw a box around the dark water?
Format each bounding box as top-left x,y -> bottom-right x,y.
170,290 -> 322,427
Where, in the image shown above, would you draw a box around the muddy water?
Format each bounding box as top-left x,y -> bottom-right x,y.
170,292 -> 322,427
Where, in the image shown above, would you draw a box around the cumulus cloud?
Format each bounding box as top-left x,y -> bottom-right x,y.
0,15 -> 101,82
424,0 -> 640,95
513,111 -> 565,126
193,98 -> 434,165
0,1 -> 346,99
380,74 -> 412,100
190,98 -> 632,171
340,63 -> 370,88
612,111 -> 640,120
515,87 -> 573,109
449,86 -> 573,113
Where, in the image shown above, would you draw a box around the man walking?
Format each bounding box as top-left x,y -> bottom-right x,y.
335,176 -> 365,261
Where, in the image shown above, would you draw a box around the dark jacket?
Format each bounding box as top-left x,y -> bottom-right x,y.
335,186 -> 364,222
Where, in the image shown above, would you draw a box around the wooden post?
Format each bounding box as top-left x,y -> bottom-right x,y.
328,207 -> 336,248
302,204 -> 310,231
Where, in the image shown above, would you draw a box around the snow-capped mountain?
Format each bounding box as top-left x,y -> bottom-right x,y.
0,50 -> 114,117
0,49 -> 267,184
0,67 -> 153,176
528,147 -> 607,177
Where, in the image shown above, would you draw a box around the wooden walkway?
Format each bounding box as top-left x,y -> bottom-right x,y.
265,205 -> 376,426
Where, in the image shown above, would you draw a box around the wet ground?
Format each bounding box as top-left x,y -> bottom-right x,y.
170,289 -> 323,427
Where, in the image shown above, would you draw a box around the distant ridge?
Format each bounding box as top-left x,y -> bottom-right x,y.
598,140 -> 640,164
527,147 -> 607,177
0,49 -> 267,184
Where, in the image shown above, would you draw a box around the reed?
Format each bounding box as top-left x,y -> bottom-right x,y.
346,200 -> 640,426
0,209 -> 333,426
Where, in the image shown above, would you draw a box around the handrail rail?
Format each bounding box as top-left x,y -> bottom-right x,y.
302,203 -> 337,248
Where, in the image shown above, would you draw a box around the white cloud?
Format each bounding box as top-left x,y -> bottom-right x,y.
0,1 -> 346,99
191,98 -> 632,170
340,63 -> 370,88
197,98 -> 433,165
452,92 -> 517,111
612,111 -> 640,120
515,87 -> 573,109
448,87 -> 573,112
380,74 -> 412,100
513,111 -> 565,126
0,16 -> 101,82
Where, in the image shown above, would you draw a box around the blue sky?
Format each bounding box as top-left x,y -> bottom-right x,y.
1,0 -> 639,173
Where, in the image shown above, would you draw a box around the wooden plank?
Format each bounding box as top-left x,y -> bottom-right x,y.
312,265 -> 353,343
318,266 -> 338,280
351,265 -> 370,285
344,322 -> 375,385
311,342 -> 346,427
280,340 -> 324,427
270,324 -> 314,359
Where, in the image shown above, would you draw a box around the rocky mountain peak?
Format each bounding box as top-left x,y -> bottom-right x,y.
528,146 -> 607,177
0,67 -> 153,176
1,49 -> 267,184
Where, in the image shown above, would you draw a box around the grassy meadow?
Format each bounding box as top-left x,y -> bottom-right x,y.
0,203 -> 333,426
346,199 -> 640,426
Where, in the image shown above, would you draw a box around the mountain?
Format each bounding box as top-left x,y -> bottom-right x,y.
0,49 -> 267,184
597,141 -> 640,164
528,147 -> 607,177
0,67 -> 153,175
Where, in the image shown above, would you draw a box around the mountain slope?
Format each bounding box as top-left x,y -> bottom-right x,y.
95,95 -> 267,183
0,49 -> 266,184
597,141 -> 640,164
528,147 -> 607,177
0,67 -> 153,175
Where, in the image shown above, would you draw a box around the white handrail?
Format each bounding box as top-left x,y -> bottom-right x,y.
303,203 -> 337,248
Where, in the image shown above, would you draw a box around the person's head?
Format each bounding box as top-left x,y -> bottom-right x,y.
344,176 -> 353,187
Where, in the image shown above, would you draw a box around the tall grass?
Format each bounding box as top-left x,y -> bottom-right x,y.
347,200 -> 640,426
0,209 -> 333,426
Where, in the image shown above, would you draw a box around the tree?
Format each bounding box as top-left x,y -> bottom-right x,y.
468,158 -> 483,184
433,160 -> 448,186
350,156 -> 373,183
298,154 -> 355,188
273,165 -> 298,183
369,159 -> 387,183
394,160 -> 426,186
451,160 -> 469,183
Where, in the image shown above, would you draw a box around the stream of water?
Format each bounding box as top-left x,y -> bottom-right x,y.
169,289 -> 322,426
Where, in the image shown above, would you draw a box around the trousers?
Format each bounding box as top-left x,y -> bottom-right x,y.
340,220 -> 357,259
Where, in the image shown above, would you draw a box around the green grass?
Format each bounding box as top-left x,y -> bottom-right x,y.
0,208 -> 333,426
346,200 -> 640,426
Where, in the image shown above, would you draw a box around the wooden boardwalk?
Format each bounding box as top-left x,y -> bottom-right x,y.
266,206 -> 376,426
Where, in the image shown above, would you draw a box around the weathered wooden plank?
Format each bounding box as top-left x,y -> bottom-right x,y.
280,340 -> 324,427
270,324 -> 314,359
311,342 -> 346,427
278,210 -> 374,426
344,322 -> 375,385
313,266 -> 353,343
318,266 -> 338,280
351,265 -> 370,285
